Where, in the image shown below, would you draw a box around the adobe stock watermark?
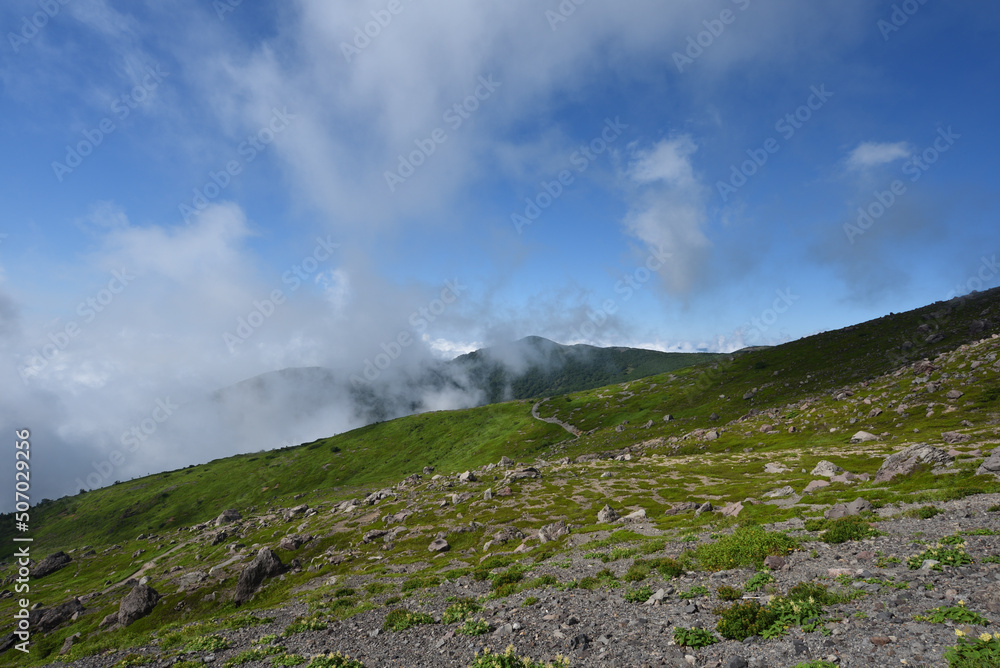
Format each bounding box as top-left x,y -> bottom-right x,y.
75,397 -> 178,493
350,279 -> 467,387
511,117 -> 629,234
717,84 -> 833,203
384,75 -> 501,192
52,65 -> 169,182
878,0 -> 932,41
545,0 -> 587,31
946,255 -> 999,300
18,268 -> 135,383
673,0 -> 752,73
223,236 -> 340,352
568,247 -> 672,342
180,107 -> 295,224
843,126 -> 959,244
340,0 -> 410,63
214,0 -> 243,21
740,288 -> 800,343
7,0 -> 72,54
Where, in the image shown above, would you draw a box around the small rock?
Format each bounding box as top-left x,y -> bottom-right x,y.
720,502 -> 744,518
597,505 -> 620,523
850,431 -> 878,443
763,555 -> 786,570
458,471 -> 476,483
811,461 -> 845,477
428,538 -> 450,553
804,480 -> 830,493
694,502 -> 713,516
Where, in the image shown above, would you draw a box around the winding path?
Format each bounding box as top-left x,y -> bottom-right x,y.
531,399 -> 582,437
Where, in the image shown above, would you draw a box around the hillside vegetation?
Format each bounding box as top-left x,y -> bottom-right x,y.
1,287 -> 999,667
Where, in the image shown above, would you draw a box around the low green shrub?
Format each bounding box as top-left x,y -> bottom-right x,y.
442,598 -> 481,624
716,600 -> 779,641
821,516 -> 879,544
623,586 -> 653,603
945,631 -> 1000,668
306,653 -> 366,668
456,619 -> 492,636
744,571 -> 775,592
383,609 -> 435,632
694,526 -> 797,570
672,627 -> 718,648
716,585 -> 743,601
468,646 -> 569,667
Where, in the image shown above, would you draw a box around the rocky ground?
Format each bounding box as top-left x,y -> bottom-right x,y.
34,493 -> 1000,668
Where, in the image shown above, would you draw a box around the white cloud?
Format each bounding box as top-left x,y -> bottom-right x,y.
621,136 -> 711,297
847,141 -> 912,170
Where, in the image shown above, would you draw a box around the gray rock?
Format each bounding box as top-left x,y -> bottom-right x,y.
976,450 -> 1000,479
278,534 -> 310,551
234,548 -> 286,604
620,509 -> 647,522
458,470 -> 476,483
175,570 -> 207,590
946,389 -> 965,400
34,598 -> 85,633
538,520 -> 569,543
597,504 -> 620,523
875,444 -> 954,483
118,584 -> 159,627
720,502 -> 743,518
508,468 -> 540,480
492,527 -> 526,544
824,497 -> 873,519
428,538 -> 450,553
811,460 -> 845,477
942,431 -> 971,444
31,551 -> 71,579
763,486 -> 796,498
694,502 -> 713,516
664,502 -> 699,516
215,509 -> 241,526
59,632 -> 81,655
850,431 -> 878,443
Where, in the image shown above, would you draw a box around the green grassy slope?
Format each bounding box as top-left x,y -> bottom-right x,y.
2,288 -> 996,560
452,336 -> 724,402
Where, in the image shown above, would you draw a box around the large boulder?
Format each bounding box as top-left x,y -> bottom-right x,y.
538,520 -> 569,543
942,431 -> 971,444
215,509 -> 241,526
850,431 -> 878,444
976,450 -> 1000,479
31,551 -> 71,579
234,548 -> 286,605
875,444 -> 954,483
33,598 -> 85,634
810,461 -> 845,477
118,584 -> 159,627
824,498 -> 873,519
428,538 -> 449,553
597,505 -> 620,523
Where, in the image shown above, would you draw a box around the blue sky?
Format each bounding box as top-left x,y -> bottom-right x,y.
1,0 -> 999,504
